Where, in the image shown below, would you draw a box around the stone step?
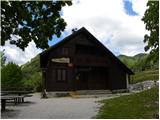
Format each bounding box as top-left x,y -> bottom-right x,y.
47,91 -> 70,98
74,94 -> 114,98
74,90 -> 112,95
46,89 -> 130,98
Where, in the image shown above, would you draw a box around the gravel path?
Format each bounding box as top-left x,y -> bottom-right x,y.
1,93 -> 117,119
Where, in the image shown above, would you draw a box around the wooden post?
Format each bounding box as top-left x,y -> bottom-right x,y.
41,69 -> 47,98
1,99 -> 6,111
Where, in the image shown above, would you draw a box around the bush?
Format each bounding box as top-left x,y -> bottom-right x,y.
1,62 -> 23,90
22,72 -> 42,92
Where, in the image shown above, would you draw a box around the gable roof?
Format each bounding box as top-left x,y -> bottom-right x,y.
40,27 -> 86,55
40,27 -> 134,75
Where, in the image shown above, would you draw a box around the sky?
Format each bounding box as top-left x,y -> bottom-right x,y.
1,0 -> 148,65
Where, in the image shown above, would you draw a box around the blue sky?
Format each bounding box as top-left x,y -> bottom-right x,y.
48,31 -> 70,46
124,0 -> 138,16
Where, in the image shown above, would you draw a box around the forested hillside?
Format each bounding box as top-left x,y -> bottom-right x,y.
21,55 -> 42,91
118,53 -> 158,72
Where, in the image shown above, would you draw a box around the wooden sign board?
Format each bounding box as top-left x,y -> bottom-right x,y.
52,57 -> 70,63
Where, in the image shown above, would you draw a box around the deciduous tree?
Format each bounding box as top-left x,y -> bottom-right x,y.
1,62 -> 23,89
0,50 -> 6,68
142,1 -> 159,62
1,1 -> 72,50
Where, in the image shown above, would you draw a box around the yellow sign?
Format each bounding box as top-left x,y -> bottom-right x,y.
52,57 -> 70,63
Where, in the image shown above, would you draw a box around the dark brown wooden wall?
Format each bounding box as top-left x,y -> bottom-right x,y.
43,33 -> 127,91
45,63 -> 74,91
44,37 -> 76,91
107,60 -> 127,90
74,34 -> 127,90
87,68 -> 109,90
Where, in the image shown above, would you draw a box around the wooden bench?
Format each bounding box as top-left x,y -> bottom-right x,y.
1,91 -> 33,111
1,95 -> 25,111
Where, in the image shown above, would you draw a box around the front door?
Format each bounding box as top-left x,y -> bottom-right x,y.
79,71 -> 88,90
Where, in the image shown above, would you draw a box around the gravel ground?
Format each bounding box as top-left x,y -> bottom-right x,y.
1,93 -> 122,119
2,81 -> 157,119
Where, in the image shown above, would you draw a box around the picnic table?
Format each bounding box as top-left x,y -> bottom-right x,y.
2,91 -> 33,96
1,91 -> 33,111
1,95 -> 25,111
1,96 -> 15,111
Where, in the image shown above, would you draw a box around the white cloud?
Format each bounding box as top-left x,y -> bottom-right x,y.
131,0 -> 148,16
1,0 -> 148,65
62,0 -> 148,56
1,41 -> 42,65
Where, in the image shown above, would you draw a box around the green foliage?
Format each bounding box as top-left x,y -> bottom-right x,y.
21,55 -> 42,92
23,72 -> 42,92
118,53 -> 158,72
97,87 -> 159,119
1,62 -> 23,89
131,70 -> 159,84
142,1 -> 159,62
1,1 -> 72,50
118,54 -> 136,68
133,55 -> 148,71
0,50 -> 6,68
22,55 -> 40,74
119,54 -> 159,84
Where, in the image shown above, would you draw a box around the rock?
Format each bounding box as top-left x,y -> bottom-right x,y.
129,80 -> 159,91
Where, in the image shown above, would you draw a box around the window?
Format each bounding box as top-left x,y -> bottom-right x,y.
62,69 -> 66,81
56,69 -> 67,81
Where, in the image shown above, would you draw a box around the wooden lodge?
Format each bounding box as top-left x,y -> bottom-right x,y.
40,27 -> 134,91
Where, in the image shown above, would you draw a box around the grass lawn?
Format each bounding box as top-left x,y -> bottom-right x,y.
131,70 -> 159,84
96,87 -> 159,119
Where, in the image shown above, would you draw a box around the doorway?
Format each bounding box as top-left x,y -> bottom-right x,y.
79,71 -> 88,90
